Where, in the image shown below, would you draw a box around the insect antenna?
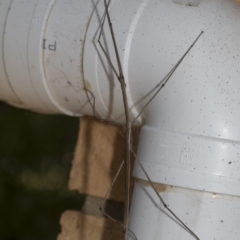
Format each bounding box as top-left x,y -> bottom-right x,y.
132,31 -> 204,125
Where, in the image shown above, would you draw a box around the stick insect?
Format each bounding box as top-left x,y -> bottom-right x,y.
86,0 -> 203,239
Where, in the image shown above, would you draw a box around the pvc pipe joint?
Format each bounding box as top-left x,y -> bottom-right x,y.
1,0 -> 240,239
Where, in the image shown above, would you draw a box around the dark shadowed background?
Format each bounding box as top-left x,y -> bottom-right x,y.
0,101 -> 85,240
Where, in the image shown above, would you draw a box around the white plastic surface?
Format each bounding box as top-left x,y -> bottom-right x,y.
3,0 -> 59,112
83,0 -> 148,122
128,181 -> 240,240
127,0 -> 240,239
0,0 -> 97,114
1,0 -> 240,239
135,126 -> 240,196
42,0 -> 98,116
130,0 -> 240,195
0,0 -> 20,104
0,0 -> 145,120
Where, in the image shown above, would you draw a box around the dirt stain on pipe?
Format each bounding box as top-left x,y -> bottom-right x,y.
84,80 -> 92,91
232,0 -> 240,5
173,0 -> 201,7
137,179 -> 167,192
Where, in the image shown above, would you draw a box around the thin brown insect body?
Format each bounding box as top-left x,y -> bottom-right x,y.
98,0 -> 132,237
91,0 -> 204,239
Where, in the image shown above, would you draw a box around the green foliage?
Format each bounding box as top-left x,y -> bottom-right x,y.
0,102 -> 85,240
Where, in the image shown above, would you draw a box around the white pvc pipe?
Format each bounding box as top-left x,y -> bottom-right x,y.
0,1 -> 20,105
1,0 -> 240,239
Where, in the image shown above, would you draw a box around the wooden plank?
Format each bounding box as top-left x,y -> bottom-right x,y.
233,0 -> 240,4
57,211 -> 123,240
58,116 -> 140,240
68,116 -> 139,202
